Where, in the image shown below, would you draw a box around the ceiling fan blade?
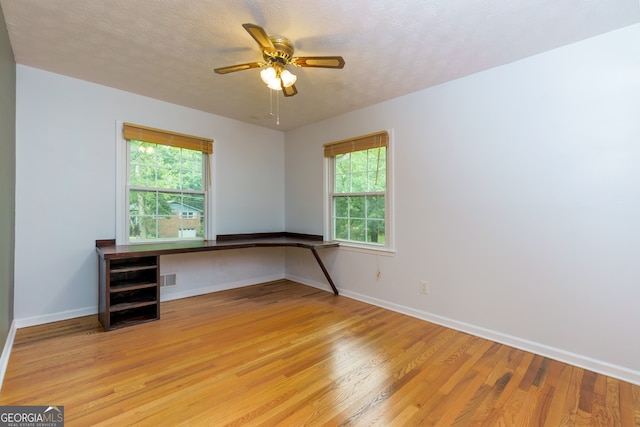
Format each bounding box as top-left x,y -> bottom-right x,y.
214,62 -> 263,74
242,23 -> 277,53
282,83 -> 298,97
293,56 -> 345,69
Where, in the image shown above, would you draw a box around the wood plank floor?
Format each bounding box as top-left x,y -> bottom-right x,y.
1,280 -> 638,426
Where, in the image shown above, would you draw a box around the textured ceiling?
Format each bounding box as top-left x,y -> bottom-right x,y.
2,0 -> 640,131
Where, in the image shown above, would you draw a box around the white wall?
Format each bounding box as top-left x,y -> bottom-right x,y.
15,65 -> 285,324
285,24 -> 640,383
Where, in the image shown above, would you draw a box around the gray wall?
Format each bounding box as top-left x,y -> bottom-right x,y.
0,4 -> 16,343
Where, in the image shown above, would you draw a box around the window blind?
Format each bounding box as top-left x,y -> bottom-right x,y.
123,122 -> 213,154
323,131 -> 388,157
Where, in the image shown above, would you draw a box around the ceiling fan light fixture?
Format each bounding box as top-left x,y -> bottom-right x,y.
267,78 -> 282,91
260,66 -> 276,84
261,66 -> 282,90
280,69 -> 297,88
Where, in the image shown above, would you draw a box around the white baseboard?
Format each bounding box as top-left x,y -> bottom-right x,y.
288,276 -> 640,386
0,321 -> 17,391
14,307 -> 97,329
285,273 -> 334,293
160,274 -> 286,302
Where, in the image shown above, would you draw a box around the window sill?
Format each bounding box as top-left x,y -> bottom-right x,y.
336,243 -> 395,257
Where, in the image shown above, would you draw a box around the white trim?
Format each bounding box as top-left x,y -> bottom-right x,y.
115,120 -> 127,244
14,306 -> 96,329
160,274 -> 284,302
207,150 -> 216,240
331,287 -> 640,386
335,243 -> 396,256
386,128 -> 395,251
323,152 -> 331,241
285,273 -> 335,293
0,321 -> 17,391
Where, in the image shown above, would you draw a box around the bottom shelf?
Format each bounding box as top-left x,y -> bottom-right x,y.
108,304 -> 159,330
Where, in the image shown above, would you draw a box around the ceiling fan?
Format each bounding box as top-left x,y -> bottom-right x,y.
214,23 -> 345,97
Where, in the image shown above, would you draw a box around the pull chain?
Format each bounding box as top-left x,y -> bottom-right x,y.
269,89 -> 274,117
267,89 -> 280,126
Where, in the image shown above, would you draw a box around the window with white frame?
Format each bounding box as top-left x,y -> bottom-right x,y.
325,131 -> 390,249
123,123 -> 212,243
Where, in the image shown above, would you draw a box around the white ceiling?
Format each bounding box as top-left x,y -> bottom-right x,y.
2,0 -> 640,131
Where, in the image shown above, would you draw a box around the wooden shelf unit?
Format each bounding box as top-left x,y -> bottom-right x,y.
98,251 -> 160,331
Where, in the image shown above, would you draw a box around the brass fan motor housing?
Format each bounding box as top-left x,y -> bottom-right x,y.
263,36 -> 294,64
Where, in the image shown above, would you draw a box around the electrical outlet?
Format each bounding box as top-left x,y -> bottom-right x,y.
419,280 -> 429,295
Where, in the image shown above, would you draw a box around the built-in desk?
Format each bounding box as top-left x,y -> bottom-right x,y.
96,233 -> 339,331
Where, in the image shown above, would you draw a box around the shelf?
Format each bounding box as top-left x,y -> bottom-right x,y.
109,305 -> 159,329
109,298 -> 157,312
110,280 -> 157,293
110,264 -> 157,273
109,316 -> 159,330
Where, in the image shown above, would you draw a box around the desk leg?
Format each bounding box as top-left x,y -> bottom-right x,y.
310,248 -> 339,295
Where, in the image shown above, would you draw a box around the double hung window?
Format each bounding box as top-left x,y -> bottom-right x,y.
123,123 -> 212,243
325,131 -> 390,249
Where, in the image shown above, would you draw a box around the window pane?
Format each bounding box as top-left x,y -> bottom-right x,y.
367,147 -> 385,171
366,219 -> 385,244
130,164 -> 157,188
129,190 -> 158,241
129,141 -> 157,187
181,149 -> 203,191
156,165 -> 180,190
130,140 -> 156,166
366,195 -> 385,219
349,219 -> 366,241
335,218 -> 348,240
157,192 -> 178,239
182,193 -> 205,238
350,172 -> 368,192
368,170 -> 386,192
182,156 -> 203,191
350,150 -> 367,172
181,147 -> 202,164
349,196 -> 364,219
334,196 -> 348,218
335,153 -> 351,175
335,174 -> 350,193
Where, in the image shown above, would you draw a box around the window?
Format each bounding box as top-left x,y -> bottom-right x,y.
123,123 -> 213,243
325,131 -> 391,249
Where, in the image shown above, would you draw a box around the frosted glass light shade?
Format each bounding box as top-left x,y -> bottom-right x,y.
280,70 -> 297,87
260,67 -> 277,84
267,79 -> 282,90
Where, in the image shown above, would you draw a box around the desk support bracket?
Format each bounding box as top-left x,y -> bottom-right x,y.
310,248 -> 339,295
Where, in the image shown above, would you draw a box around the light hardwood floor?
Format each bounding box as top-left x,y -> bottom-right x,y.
1,280 -> 638,426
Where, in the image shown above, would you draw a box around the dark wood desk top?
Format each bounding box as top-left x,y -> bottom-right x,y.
96,232 -> 339,260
